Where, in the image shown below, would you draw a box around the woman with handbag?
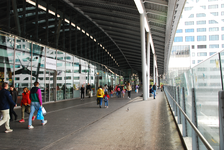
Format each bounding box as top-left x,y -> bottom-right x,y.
19,87 -> 35,123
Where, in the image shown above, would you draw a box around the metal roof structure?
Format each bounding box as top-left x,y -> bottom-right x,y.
64,0 -> 186,75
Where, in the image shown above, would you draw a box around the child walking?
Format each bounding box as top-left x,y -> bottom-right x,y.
103,92 -> 110,108
122,87 -> 125,98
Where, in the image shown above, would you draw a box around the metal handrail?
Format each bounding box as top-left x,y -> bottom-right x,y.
164,88 -> 214,150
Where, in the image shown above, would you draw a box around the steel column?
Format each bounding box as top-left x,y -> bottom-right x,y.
12,0 -> 21,36
182,87 -> 188,137
153,54 -> 155,84
140,14 -> 147,100
147,32 -> 150,98
219,53 -> 224,90
177,86 -> 181,124
192,88 -> 199,150
219,91 -> 224,150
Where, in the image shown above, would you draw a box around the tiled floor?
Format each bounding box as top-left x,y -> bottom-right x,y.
0,90 -> 184,150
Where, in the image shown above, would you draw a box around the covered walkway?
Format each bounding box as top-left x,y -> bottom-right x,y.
0,91 -> 185,150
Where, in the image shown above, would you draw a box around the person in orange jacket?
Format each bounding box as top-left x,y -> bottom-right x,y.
19,87 -> 35,123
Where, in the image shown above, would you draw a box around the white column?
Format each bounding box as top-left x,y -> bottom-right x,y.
147,32 -> 150,98
140,14 -> 147,101
153,54 -> 155,84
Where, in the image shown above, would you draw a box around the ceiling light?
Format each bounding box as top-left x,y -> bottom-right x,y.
105,49 -> 107,52
82,30 -> 85,33
77,26 -> 81,30
38,4 -> 46,11
94,39 -> 96,42
90,36 -> 93,39
103,47 -> 105,49
71,23 -> 76,27
134,0 -> 144,14
65,19 -> 70,24
86,33 -> 89,36
100,44 -> 102,47
26,0 -> 36,6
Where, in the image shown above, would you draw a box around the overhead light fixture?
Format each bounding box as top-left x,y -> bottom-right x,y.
134,0 -> 144,14
103,47 -> 105,49
94,39 -> 96,42
100,44 -> 102,47
105,49 -> 107,52
90,36 -> 93,39
86,33 -> 89,36
82,29 -> 85,33
65,19 -> 70,24
77,26 -> 81,30
71,23 -> 76,27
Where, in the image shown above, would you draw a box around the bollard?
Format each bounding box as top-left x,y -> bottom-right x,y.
218,91 -> 224,150
192,88 -> 199,150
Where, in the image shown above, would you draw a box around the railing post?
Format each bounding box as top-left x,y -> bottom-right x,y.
177,86 -> 181,124
219,91 -> 224,150
174,86 -> 177,116
182,87 -> 188,137
192,88 -> 199,150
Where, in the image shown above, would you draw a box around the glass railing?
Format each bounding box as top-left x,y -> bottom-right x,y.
162,50 -> 224,150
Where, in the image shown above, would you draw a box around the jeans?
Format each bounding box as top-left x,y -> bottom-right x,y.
128,91 -> 131,98
116,92 -> 118,97
0,109 -> 10,130
104,100 -> 108,106
29,102 -> 44,126
153,90 -> 156,99
81,92 -> 84,99
97,98 -> 103,106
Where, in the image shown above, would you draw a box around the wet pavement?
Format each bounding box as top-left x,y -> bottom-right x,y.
0,90 -> 185,150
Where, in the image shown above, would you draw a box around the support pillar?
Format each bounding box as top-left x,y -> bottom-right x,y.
147,32 -> 150,98
140,14 -> 147,101
153,54 -> 155,84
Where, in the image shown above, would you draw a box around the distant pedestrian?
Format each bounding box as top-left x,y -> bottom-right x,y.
122,87 -> 125,98
103,91 -> 110,108
97,85 -> 104,108
135,85 -> 139,93
81,85 -> 85,100
117,84 -> 121,98
86,83 -> 91,98
28,82 -> 47,129
152,83 -> 157,99
19,87 -> 35,123
114,85 -> 118,97
9,86 -> 18,121
0,82 -> 17,133
127,83 -> 132,99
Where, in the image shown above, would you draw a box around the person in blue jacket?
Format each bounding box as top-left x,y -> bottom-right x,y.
0,82 -> 17,133
152,83 -> 157,99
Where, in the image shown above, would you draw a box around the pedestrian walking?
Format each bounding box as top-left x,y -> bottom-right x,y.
152,83 -> 157,99
19,87 -> 35,123
97,85 -> 104,108
117,84 -> 122,98
103,91 -> 110,108
122,87 -> 125,98
9,86 -> 18,121
28,82 -> 47,129
114,85 -> 118,98
0,82 -> 17,133
135,85 -> 139,93
86,83 -> 91,98
127,83 -> 132,99
81,85 -> 85,100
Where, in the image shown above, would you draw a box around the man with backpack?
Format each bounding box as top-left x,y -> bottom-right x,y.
97,85 -> 104,108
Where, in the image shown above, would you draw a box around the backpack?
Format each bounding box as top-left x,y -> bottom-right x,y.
117,88 -> 120,91
104,95 -> 109,102
98,89 -> 103,96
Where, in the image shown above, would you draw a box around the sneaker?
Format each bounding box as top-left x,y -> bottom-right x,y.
19,119 -> 25,123
32,116 -> 36,121
28,125 -> 34,129
42,120 -> 47,126
5,129 -> 13,133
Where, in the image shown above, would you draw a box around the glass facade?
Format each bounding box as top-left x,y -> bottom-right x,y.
0,32 -> 122,105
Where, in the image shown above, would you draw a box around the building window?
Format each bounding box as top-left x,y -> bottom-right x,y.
192,52 -> 195,57
210,12 -> 218,16
197,45 -> 207,49
209,20 -> 218,24
209,44 -> 219,48
197,35 -> 206,41
174,37 -> 183,42
209,35 -> 219,41
188,14 -> 194,18
196,13 -> 206,17
192,45 -> 195,49
198,60 -> 203,63
185,21 -> 194,25
208,5 -> 218,9
197,20 -> 206,25
222,12 -> 224,16
210,52 -> 216,56
197,28 -> 206,32
176,29 -> 183,33
209,27 -> 219,32
185,36 -> 194,42
200,6 -> 206,9
222,44 -> 224,48
185,7 -> 193,11
185,29 -> 194,33
197,52 -> 207,56
192,60 -> 195,64
222,35 -> 224,40
222,4 -> 224,8
222,27 -> 224,31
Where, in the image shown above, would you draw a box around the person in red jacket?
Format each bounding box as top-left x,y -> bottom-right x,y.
19,87 -> 35,123
103,91 -> 110,108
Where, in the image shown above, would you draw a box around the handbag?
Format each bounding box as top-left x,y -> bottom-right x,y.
42,106 -> 47,116
36,107 -> 44,120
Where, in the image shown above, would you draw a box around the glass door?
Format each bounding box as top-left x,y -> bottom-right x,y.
45,70 -> 56,102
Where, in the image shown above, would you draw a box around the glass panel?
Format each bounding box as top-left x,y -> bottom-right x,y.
46,47 -> 56,59
32,67 -> 45,102
66,62 -> 73,99
193,54 -> 221,150
65,53 -> 73,62
15,37 -> 32,53
33,43 -> 45,55
57,71 -> 65,100
57,60 -> 65,71
15,50 -> 32,67
73,73 -> 80,98
57,50 -> 65,61
0,33 -> 15,48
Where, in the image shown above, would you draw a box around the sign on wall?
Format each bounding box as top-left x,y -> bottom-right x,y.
46,57 -> 56,70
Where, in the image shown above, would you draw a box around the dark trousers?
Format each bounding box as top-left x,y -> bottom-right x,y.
118,91 -> 121,98
128,91 -> 131,98
81,92 -> 84,99
10,105 -> 17,120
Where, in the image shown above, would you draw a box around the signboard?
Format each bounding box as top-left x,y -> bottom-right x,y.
46,57 -> 56,70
